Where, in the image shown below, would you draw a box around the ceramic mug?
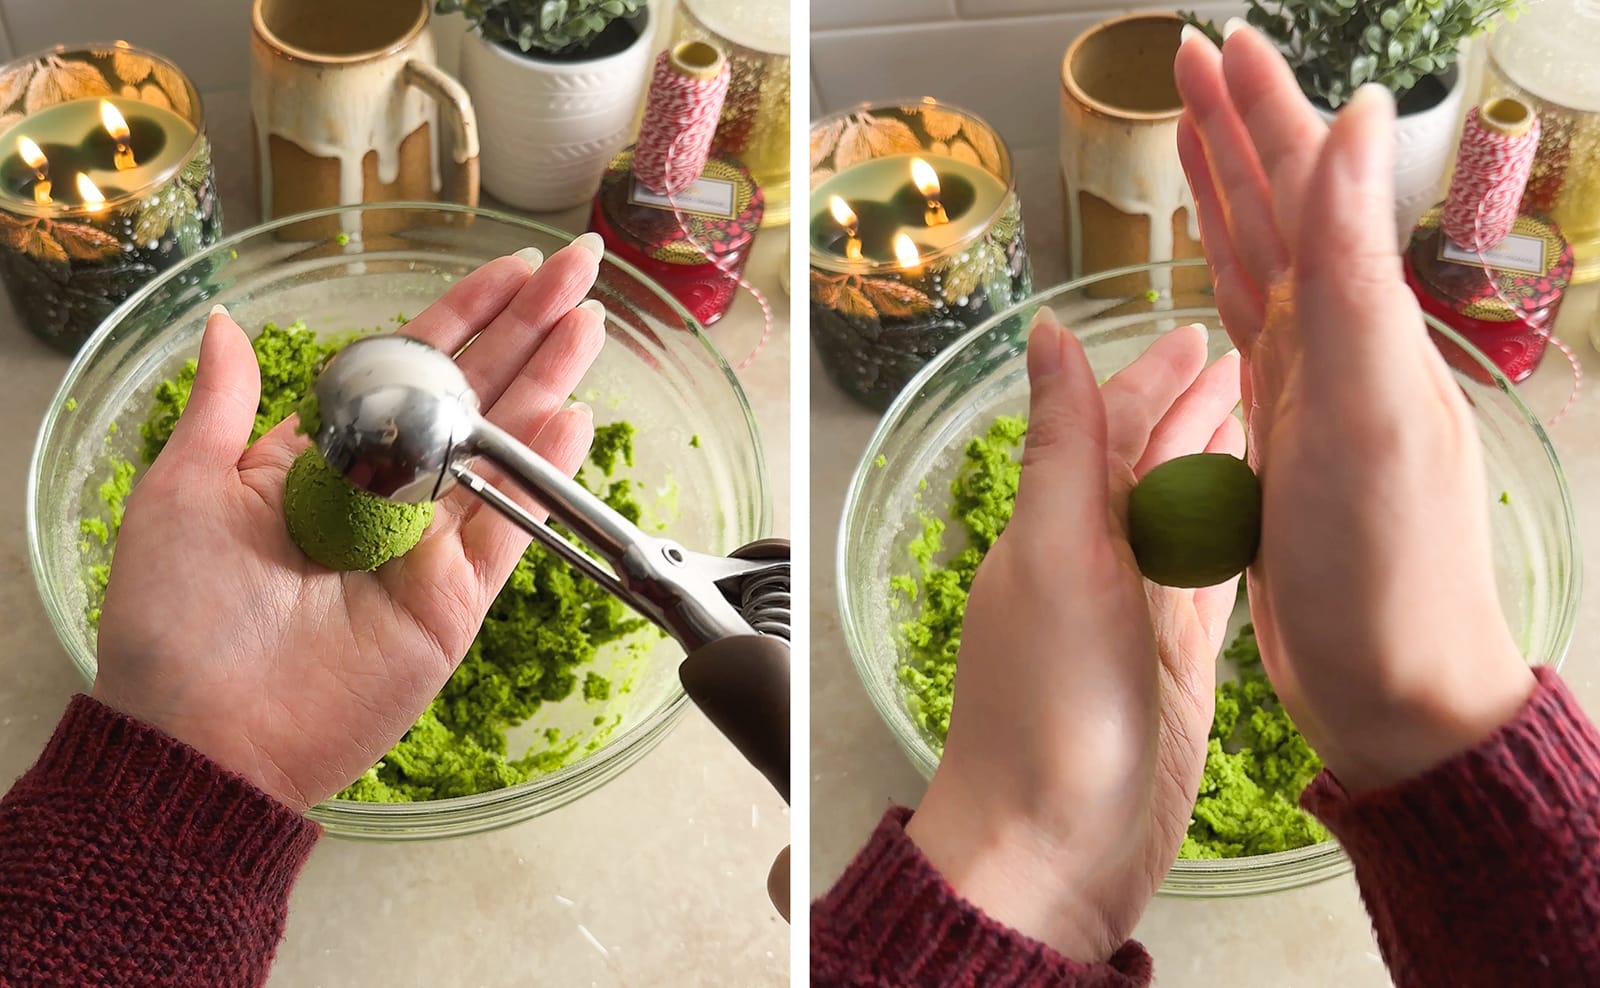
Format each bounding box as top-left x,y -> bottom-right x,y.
251,0 -> 479,239
1059,13 -> 1207,299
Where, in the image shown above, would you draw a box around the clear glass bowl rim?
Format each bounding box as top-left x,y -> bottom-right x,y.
27,200 -> 772,837
837,256 -> 1581,895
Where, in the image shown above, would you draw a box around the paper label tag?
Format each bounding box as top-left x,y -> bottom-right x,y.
1440,231 -> 1546,276
629,176 -> 737,219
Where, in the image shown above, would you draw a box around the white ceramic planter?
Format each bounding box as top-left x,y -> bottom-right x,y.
458,13 -> 652,211
1319,66 -> 1466,246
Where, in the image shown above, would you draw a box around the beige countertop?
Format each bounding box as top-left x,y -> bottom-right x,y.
0,89 -> 789,987
808,145 -> 1600,985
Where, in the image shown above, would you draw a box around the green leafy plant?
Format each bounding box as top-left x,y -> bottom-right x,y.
1184,1 -> 1521,108
437,0 -> 647,56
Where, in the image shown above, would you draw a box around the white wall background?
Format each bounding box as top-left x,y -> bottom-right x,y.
810,0 -> 1247,155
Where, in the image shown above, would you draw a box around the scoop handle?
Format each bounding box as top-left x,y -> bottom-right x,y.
680,634 -> 790,803
678,538 -> 790,803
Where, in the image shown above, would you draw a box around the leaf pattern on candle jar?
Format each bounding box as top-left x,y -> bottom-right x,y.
810,270 -> 935,322
941,241 -> 1007,306
110,49 -> 155,85
860,278 -> 933,319
811,118 -> 844,170
53,222 -> 122,261
0,63 -> 33,110
180,140 -> 212,189
0,217 -> 68,275
134,186 -> 198,246
151,63 -> 192,118
834,114 -> 921,172
24,56 -> 111,114
916,107 -> 965,142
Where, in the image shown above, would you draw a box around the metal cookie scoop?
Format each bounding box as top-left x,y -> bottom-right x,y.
307,334 -> 791,802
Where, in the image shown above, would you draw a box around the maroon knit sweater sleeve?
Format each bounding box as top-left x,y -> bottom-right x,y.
811,807 -> 1152,987
1303,666 -> 1600,987
0,695 -> 320,987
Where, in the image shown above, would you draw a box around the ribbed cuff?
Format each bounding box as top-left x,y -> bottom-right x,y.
18,695 -> 319,899
813,807 -> 1152,988
1304,665 -> 1600,887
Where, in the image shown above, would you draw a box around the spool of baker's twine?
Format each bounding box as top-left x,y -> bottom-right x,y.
1455,99 -> 1580,427
634,42 -> 731,196
1442,97 -> 1542,252
646,41 -> 774,371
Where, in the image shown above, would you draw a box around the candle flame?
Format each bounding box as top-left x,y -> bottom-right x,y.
893,234 -> 920,270
828,195 -> 858,230
99,100 -> 131,142
911,158 -> 941,198
18,136 -> 45,171
76,173 -> 106,211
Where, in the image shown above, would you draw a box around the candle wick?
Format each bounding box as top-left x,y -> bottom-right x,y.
926,200 -> 948,227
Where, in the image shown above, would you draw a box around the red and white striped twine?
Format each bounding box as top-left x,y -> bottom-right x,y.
1442,101 -> 1541,252
647,43 -> 774,372
634,46 -> 731,197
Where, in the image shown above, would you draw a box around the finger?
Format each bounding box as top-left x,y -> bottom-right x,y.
1174,29 -> 1289,287
1221,23 -> 1329,244
1191,414 -> 1248,641
1100,322 -> 1210,470
1177,118 -> 1267,349
445,302 -> 606,524
161,306 -> 261,472
768,845 -> 791,922
455,234 -> 604,408
1295,84 -> 1424,400
1135,348 -> 1243,477
459,403 -> 596,589
1010,309 -> 1109,533
397,253 -> 538,354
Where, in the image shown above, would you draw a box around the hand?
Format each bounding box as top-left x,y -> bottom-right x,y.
1173,26 -> 1536,795
92,239 -> 608,812
906,312 -> 1244,961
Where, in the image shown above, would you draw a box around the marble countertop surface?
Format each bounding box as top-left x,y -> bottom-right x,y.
0,89 -> 790,987
808,144 -> 1600,985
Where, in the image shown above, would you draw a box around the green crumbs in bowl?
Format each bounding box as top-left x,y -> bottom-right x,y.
891,416 -> 1328,859
79,320 -> 654,803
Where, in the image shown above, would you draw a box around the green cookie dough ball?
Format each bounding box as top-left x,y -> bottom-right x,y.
283,447 -> 433,571
1128,452 -> 1261,589
294,389 -> 321,438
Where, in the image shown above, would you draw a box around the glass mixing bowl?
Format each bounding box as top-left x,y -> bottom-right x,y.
840,259 -> 1580,896
28,203 -> 770,840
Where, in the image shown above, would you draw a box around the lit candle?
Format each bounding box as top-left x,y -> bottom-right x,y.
830,195 -> 863,261
75,173 -> 106,212
911,157 -> 947,227
0,44 -> 219,353
808,100 -> 1032,410
99,100 -> 136,171
18,137 -> 50,204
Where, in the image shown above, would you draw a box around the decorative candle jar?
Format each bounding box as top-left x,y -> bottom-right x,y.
809,100 -> 1031,411
672,0 -> 791,228
0,42 -> 219,353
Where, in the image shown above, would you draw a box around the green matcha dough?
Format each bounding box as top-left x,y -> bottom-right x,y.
1127,452 -> 1262,589
82,318 -> 652,803
892,415 -> 1326,860
283,447 -> 434,571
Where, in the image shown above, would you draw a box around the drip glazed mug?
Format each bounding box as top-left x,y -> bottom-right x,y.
250,0 -> 479,239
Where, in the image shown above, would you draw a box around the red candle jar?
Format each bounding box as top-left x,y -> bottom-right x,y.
588,149 -> 764,327
1404,207 -> 1573,384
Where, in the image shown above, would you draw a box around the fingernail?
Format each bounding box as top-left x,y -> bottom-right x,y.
1222,346 -> 1240,361
513,246 -> 544,270
1029,308 -> 1063,377
1223,16 -> 1248,39
569,400 -> 593,420
1185,321 -> 1209,339
572,232 -> 605,260
1180,24 -> 1208,46
208,303 -> 229,320
1347,82 -> 1395,113
578,298 -> 606,322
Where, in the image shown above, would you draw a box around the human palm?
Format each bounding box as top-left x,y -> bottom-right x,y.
93,243 -> 607,811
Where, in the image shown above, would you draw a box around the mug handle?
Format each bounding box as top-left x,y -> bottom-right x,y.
402,60 -> 481,208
